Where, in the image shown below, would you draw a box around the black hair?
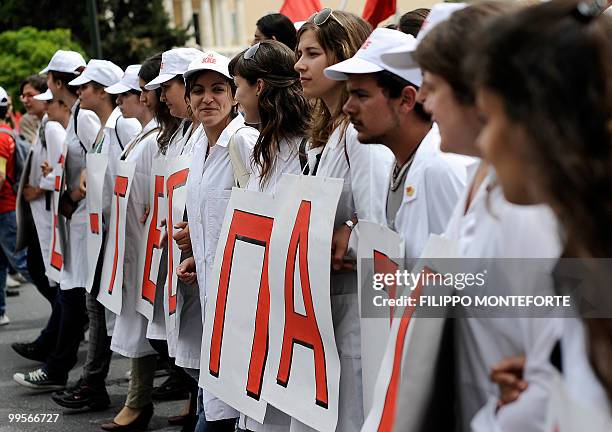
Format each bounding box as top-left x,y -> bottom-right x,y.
374,70 -> 431,122
20,75 -> 47,95
139,53 -> 180,153
47,68 -> 84,97
0,106 -> 8,120
256,13 -> 297,50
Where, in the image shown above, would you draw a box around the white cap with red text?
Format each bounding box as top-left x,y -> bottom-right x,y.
381,3 -> 467,69
324,28 -> 422,86
183,51 -> 232,81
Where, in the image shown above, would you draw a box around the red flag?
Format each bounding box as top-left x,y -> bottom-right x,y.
362,0 -> 396,28
279,0 -> 322,23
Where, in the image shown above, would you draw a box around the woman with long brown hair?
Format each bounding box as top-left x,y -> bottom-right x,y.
294,9 -> 394,430
468,0 -> 612,427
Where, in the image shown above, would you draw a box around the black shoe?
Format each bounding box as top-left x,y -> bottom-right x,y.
152,374 -> 189,401
6,289 -> 20,297
52,382 -> 110,410
100,403 -> 153,431
11,342 -> 47,362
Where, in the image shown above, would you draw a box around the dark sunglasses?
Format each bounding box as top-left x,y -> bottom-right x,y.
244,42 -> 261,61
310,8 -> 345,29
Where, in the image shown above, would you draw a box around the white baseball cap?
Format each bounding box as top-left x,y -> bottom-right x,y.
324,28 -> 422,87
381,3 -> 467,69
145,47 -> 204,90
68,59 -> 123,87
183,51 -> 232,82
41,50 -> 87,74
0,87 -> 8,107
33,89 -> 53,101
105,65 -> 142,94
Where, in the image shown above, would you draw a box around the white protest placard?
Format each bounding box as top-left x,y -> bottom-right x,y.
136,158 -> 166,320
356,221 -> 405,414
97,161 -> 136,314
361,235 -> 458,432
85,153 -> 108,293
263,174 -> 343,432
199,187 -> 276,423
546,372 -> 612,432
47,150 -> 67,282
164,154 -> 191,331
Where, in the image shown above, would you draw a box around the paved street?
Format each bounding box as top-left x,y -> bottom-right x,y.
0,282 -> 185,432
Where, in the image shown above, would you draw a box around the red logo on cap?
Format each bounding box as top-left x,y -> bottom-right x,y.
202,54 -> 217,64
361,38 -> 372,50
160,62 -> 164,70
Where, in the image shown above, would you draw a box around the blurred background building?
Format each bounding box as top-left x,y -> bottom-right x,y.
163,0 -> 435,55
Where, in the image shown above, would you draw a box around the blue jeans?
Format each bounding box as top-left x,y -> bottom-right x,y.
195,388 -> 237,432
0,210 -> 30,315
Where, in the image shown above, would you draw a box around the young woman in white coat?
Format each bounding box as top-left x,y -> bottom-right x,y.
10,76 -> 66,363
465,1 -> 612,429
228,39 -> 312,432
176,51 -> 259,432
102,54 -> 172,431
294,11 -> 395,431
51,60 -> 141,411
145,47 -> 204,430
413,3 -> 563,431
14,50 -> 100,390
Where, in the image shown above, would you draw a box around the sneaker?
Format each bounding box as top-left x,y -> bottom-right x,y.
0,314 -> 9,326
7,273 -> 25,287
11,342 -> 47,362
13,368 -> 66,390
52,382 -> 110,410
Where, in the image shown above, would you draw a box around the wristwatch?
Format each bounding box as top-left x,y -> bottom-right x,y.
344,219 -> 355,231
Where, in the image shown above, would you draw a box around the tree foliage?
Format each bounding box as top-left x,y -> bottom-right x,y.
0,0 -> 189,68
0,27 -> 85,111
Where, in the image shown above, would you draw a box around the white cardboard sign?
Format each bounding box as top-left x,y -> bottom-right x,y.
47,149 -> 67,282
97,161 -> 136,314
136,158 -> 167,320
85,153 -> 109,293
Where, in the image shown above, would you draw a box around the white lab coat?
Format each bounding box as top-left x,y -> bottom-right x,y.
471,319 -> 610,432
60,101 -> 100,290
110,119 -> 159,358
186,115 -> 258,421
173,123 -> 206,369
307,122 -> 395,431
441,166 -> 563,432
392,124 -> 469,262
239,135 -> 303,432
29,115 -> 66,274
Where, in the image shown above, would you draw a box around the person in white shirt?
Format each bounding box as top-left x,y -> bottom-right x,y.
14,50 -> 100,391
466,1 -> 612,429
294,10 -> 395,431
51,59 -> 141,411
228,39 -> 312,432
176,51 -> 259,432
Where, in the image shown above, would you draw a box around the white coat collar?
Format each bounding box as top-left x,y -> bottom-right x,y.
215,115 -> 246,149
105,107 -> 122,129
141,118 -> 158,134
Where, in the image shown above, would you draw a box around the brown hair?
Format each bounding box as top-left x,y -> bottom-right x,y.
398,8 -> 430,37
414,1 -> 515,106
469,0 -> 612,399
297,10 -> 372,148
230,40 -> 310,187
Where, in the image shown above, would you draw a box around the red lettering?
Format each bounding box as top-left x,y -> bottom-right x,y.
377,267 -> 431,432
89,213 -> 100,235
50,174 -> 63,271
276,201 -> 328,408
141,175 -> 165,304
373,250 -> 398,325
107,176 -> 129,294
166,168 -> 189,315
208,210 -> 274,402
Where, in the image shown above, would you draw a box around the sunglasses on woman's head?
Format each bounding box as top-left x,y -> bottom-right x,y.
244,43 -> 261,60
310,8 -> 346,29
